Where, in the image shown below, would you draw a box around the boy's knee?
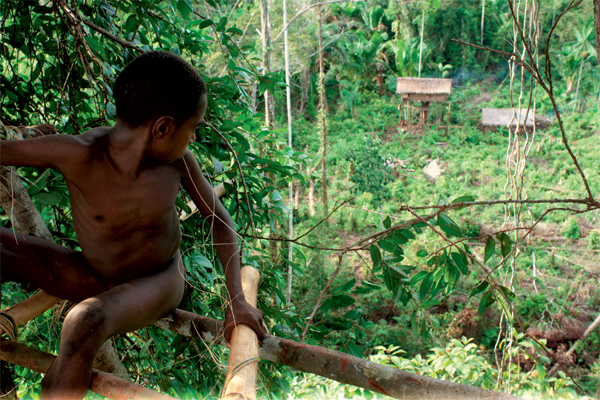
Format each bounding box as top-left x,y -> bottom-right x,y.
64,298 -> 108,337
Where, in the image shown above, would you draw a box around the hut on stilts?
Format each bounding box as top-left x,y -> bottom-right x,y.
396,77 -> 453,132
0,125 -> 520,400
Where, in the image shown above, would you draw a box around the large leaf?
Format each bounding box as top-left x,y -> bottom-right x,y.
484,236 -> 496,264
437,214 -> 462,237
496,232 -> 512,259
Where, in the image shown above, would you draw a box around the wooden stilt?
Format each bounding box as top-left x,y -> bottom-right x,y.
221,266 -> 260,399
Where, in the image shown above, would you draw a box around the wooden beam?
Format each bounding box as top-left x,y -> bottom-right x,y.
0,341 -> 176,400
154,311 -> 522,400
401,93 -> 449,103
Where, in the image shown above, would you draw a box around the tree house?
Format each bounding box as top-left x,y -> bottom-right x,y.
396,77 -> 453,131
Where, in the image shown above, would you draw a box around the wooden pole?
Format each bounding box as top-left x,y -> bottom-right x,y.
155,310 -> 522,400
221,266 -> 260,399
0,341 -> 176,400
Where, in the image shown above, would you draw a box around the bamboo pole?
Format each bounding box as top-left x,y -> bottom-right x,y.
1,291 -> 61,330
0,341 -> 176,400
221,266 -> 260,399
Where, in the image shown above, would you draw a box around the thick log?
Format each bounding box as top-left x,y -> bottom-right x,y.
222,266 -> 260,399
0,166 -> 54,241
155,311 -> 521,400
0,341 -> 175,400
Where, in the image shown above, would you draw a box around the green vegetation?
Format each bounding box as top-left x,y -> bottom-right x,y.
1,0 -> 599,399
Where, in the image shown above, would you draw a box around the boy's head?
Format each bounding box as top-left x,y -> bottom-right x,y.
114,51 -> 207,128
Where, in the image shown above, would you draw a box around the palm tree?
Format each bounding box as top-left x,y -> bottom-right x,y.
568,15 -> 598,103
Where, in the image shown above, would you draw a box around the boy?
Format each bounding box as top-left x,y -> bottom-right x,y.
0,51 -> 266,399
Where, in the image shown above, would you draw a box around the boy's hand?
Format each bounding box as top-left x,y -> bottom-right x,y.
224,297 -> 267,343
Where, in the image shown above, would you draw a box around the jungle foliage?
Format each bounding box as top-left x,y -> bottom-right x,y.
1,0 -> 599,399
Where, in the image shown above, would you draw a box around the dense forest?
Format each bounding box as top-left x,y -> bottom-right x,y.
1,0 -> 599,399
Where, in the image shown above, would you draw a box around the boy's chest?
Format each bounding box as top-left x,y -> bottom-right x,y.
68,163 -> 182,229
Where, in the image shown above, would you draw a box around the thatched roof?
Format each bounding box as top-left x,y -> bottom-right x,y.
396,78 -> 452,95
481,108 -> 552,128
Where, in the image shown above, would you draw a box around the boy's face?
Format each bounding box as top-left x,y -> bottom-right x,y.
165,95 -> 207,162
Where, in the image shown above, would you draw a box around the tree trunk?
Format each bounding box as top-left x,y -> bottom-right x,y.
309,177 -> 315,216
283,0 -> 294,308
594,0 -> 600,70
549,313 -> 600,375
418,9 -> 424,78
481,0 -> 485,45
151,310 -> 522,400
260,0 -> 278,263
318,5 -> 328,216
260,0 -> 274,128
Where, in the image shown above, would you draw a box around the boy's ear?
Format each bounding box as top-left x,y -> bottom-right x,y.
151,116 -> 175,139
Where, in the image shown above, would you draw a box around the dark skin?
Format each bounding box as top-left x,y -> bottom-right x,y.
0,95 -> 266,399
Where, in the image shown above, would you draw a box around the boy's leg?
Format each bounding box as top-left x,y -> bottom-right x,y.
42,252 -> 185,400
1,227 -> 185,399
1,227 -> 109,301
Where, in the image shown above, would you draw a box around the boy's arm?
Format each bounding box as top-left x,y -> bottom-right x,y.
179,151 -> 266,342
1,131 -> 83,170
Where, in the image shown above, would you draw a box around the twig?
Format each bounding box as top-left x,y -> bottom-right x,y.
203,121 -> 255,233
56,0 -> 144,53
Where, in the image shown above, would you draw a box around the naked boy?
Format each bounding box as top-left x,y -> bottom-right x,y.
0,51 -> 266,399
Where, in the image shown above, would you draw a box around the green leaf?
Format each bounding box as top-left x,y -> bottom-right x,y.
334,278 -> 356,293
499,285 -> 516,302
176,0 -> 192,19
329,294 -> 356,309
198,19 -> 214,29
478,290 -> 496,315
496,232 -> 512,259
175,196 -> 191,214
215,16 -> 227,32
450,252 -> 468,275
26,169 -> 51,195
451,195 -> 476,204
437,214 -> 462,237
344,309 -> 362,320
470,280 -> 489,297
416,249 -> 429,258
347,342 -> 362,357
399,229 -> 415,240
383,216 -> 391,229
35,192 -> 61,206
484,236 -> 495,264
419,273 -> 433,301
378,239 -> 397,253
369,245 -> 382,272
410,270 -> 429,286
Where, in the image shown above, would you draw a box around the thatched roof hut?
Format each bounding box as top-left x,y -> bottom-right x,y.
481,108 -> 552,130
396,78 -> 452,102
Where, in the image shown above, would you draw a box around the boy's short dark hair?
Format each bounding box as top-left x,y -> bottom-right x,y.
114,51 -> 207,128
